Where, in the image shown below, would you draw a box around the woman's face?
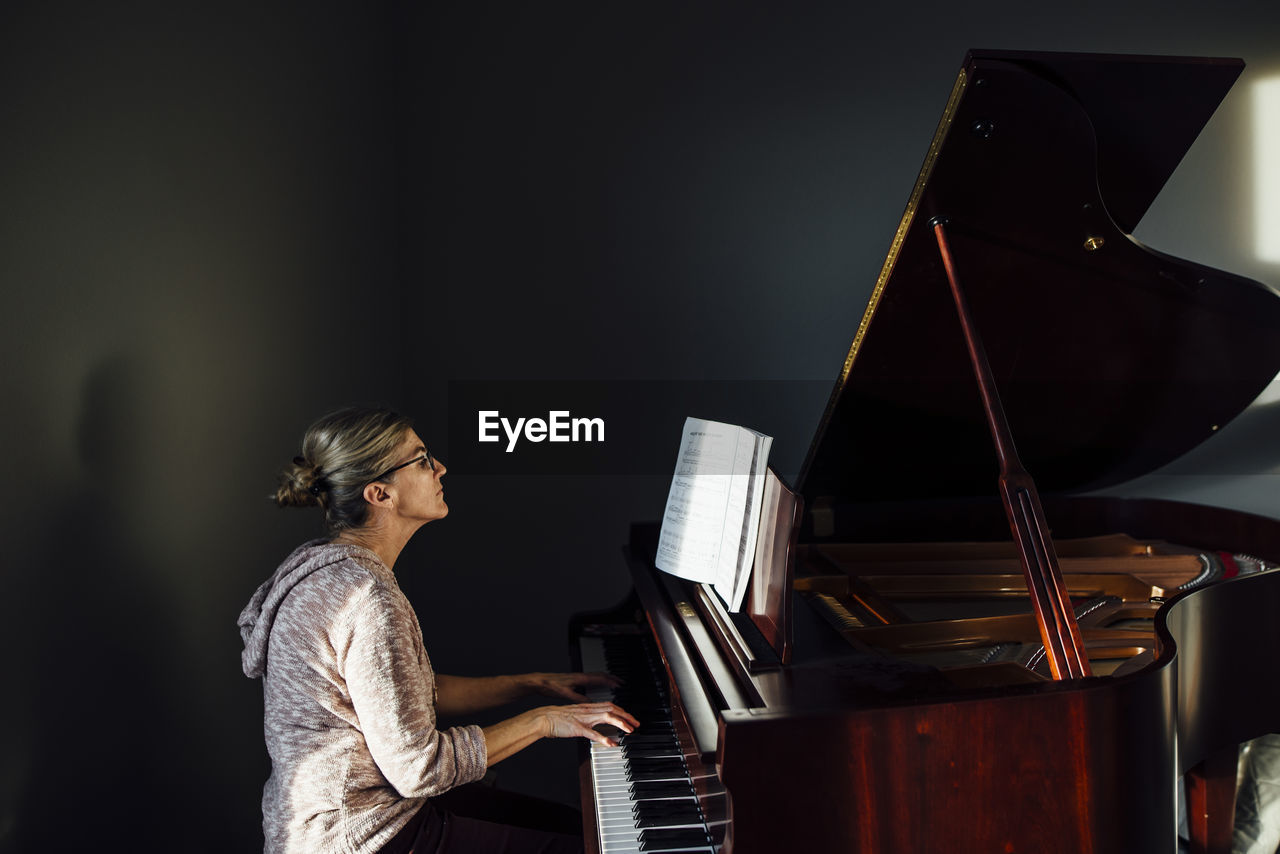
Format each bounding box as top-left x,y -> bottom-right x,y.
386,429 -> 448,524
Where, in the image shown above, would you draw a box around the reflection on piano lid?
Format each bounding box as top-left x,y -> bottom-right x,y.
575,50 -> 1280,854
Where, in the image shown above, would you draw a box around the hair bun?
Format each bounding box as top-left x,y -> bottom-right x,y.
276,455 -> 324,508
274,406 -> 414,535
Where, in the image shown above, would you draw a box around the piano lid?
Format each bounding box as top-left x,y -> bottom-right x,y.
798,50 -> 1280,508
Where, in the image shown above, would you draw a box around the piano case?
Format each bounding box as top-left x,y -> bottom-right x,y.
574,49 -> 1280,854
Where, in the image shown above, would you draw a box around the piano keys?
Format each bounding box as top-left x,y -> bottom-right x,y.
572,49 -> 1280,854
579,633 -> 720,853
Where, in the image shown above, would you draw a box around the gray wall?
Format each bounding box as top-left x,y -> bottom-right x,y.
2,2 -> 1279,850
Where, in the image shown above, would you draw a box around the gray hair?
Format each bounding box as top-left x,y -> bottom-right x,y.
276,406 -> 414,536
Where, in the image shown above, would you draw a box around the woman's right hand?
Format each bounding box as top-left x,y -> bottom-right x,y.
483,700 -> 641,765
534,702 -> 640,747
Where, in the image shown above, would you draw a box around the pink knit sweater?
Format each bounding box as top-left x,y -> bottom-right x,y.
239,541 -> 488,853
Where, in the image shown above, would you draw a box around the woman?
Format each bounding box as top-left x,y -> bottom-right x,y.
238,407 -> 637,853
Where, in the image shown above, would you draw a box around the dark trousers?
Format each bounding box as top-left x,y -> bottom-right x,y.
383,783 -> 585,854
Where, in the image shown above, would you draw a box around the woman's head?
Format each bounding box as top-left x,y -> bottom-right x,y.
276,406 -> 417,535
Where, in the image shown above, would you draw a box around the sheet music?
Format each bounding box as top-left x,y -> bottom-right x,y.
655,416 -> 771,611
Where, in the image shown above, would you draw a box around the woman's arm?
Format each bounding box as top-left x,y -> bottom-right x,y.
482,702 -> 639,766
436,672 -> 621,717
345,587 -> 488,797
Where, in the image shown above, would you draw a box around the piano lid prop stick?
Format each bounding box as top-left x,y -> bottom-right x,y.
930,216 -> 1092,680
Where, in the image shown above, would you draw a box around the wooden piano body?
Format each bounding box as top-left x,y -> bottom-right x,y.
573,50 -> 1280,853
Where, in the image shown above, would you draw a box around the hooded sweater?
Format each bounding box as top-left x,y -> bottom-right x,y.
239,541 -> 488,853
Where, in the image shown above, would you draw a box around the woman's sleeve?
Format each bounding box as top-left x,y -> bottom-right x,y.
342,585 -> 488,797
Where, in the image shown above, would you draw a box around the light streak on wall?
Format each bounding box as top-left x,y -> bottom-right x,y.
1257,75 -> 1280,264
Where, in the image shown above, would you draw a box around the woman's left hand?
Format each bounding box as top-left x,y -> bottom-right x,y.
520,671 -> 621,703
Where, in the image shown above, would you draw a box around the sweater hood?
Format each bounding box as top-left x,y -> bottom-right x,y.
238,540 -> 373,678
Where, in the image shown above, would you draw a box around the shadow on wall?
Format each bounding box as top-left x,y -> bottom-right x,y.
5,352 -> 188,849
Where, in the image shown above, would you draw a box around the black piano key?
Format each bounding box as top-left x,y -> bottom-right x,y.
621,741 -> 678,753
639,828 -> 713,850
622,721 -> 674,732
632,799 -> 700,813
619,709 -> 671,722
626,768 -> 686,782
624,757 -> 686,773
634,799 -> 700,815
629,809 -> 701,829
624,744 -> 682,759
625,760 -> 687,781
619,732 -> 676,743
635,812 -> 703,829
620,739 -> 675,751
629,780 -> 695,800
624,747 -> 681,760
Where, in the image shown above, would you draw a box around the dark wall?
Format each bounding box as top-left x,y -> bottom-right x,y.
0,2 -> 402,849
3,2 -> 1279,850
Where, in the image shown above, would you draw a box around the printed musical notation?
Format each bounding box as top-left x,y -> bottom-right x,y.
655,417 -> 772,611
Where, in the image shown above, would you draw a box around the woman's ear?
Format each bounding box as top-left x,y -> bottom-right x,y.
362,482 -> 393,508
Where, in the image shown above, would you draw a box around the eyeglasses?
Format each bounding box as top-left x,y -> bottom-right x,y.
371,449 -> 435,483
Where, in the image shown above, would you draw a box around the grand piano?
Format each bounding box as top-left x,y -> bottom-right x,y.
571,50 -> 1280,853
